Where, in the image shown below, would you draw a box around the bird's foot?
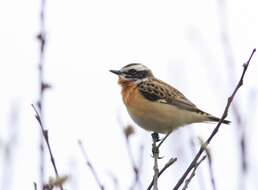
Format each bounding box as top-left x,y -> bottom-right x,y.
151,132 -> 160,142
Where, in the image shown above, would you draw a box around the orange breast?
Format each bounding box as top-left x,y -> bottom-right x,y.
121,84 -> 138,106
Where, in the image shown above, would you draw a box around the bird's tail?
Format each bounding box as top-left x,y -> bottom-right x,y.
208,116 -> 231,124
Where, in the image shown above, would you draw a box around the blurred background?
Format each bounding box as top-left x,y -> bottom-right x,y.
0,0 -> 257,189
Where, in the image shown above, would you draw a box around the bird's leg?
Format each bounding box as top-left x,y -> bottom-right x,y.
151,132 -> 160,157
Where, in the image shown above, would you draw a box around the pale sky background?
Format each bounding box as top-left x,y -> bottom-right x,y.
0,0 -> 258,190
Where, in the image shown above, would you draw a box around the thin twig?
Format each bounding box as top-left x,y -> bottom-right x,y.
147,131 -> 175,190
159,158 -> 177,179
206,148 -> 216,190
147,157 -> 177,190
78,140 -> 105,190
129,144 -> 144,190
122,125 -> 143,190
107,172 -> 120,190
32,105 -> 63,190
173,48 -> 256,190
1,104 -> 19,190
217,0 -> 248,179
34,182 -> 38,190
36,0 -> 52,188
198,137 -> 217,190
137,144 -> 145,175
182,155 -> 206,190
190,137 -> 206,190
157,131 -> 172,149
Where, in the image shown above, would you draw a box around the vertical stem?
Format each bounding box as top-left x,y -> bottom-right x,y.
37,0 -> 46,188
152,133 -> 160,190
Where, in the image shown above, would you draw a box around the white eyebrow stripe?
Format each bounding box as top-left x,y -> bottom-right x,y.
122,64 -> 148,72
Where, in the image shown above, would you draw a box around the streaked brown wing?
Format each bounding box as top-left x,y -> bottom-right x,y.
138,79 -> 199,112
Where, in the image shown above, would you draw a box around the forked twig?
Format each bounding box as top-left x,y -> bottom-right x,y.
173,48 -> 256,190
147,157 -> 177,190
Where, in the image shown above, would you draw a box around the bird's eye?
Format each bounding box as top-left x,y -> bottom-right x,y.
128,69 -> 137,73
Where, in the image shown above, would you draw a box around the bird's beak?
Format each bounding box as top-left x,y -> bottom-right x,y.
109,70 -> 122,75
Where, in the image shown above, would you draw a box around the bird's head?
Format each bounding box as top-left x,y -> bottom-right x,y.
110,63 -> 154,85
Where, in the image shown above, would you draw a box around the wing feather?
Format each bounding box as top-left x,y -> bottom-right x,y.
138,79 -> 200,112
137,78 -> 231,124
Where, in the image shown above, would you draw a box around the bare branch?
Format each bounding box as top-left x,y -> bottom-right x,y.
36,0 -> 52,188
32,105 -> 63,190
34,182 -> 38,190
206,149 -> 216,190
137,144 -> 145,174
159,158 -> 177,178
198,137 -> 217,190
151,132 -> 160,190
120,125 -> 143,190
78,140 -> 105,190
173,48 -> 256,190
217,0 -> 249,177
146,130 -> 176,190
129,144 -> 144,190
147,157 -> 177,190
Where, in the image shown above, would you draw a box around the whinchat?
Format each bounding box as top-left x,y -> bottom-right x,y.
110,63 -> 230,134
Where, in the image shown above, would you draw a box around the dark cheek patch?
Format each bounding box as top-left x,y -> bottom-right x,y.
134,71 -> 148,79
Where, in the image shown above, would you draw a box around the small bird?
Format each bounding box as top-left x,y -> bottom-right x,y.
110,63 -> 230,134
